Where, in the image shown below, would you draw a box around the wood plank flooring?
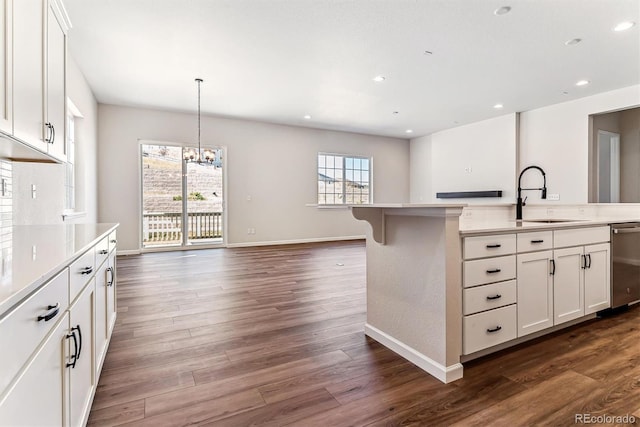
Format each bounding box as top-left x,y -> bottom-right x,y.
88,241 -> 640,426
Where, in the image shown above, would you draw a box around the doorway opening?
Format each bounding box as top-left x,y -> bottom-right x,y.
596,130 -> 620,203
141,142 -> 224,249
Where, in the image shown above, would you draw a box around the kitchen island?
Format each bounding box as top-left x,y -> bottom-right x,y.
352,203 -> 639,383
351,204 -> 467,383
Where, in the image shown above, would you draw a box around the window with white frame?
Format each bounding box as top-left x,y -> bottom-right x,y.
317,153 -> 371,205
64,112 -> 76,211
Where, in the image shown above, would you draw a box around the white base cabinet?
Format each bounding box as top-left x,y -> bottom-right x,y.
584,243 -> 610,314
463,226 -> 611,354
516,250 -> 554,337
0,226 -> 117,427
0,312 -> 69,427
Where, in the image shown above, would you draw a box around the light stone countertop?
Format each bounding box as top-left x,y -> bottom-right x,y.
0,223 -> 118,318
459,217 -> 640,235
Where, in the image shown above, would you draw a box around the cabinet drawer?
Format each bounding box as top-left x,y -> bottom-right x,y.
517,231 -> 553,253
95,237 -> 109,269
554,226 -> 609,248
108,230 -> 117,254
0,268 -> 69,395
463,304 -> 516,355
463,255 -> 516,288
463,280 -> 516,315
69,248 -> 95,302
464,234 -> 516,260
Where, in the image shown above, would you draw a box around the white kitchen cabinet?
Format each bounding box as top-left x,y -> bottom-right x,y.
106,252 -> 117,336
95,259 -> 108,374
13,0 -> 46,152
11,0 -> 69,160
45,0 -> 67,161
517,250 -> 554,337
68,278 -> 96,427
0,0 -> 12,134
0,312 -> 70,427
553,246 -> 585,324
584,243 -> 610,314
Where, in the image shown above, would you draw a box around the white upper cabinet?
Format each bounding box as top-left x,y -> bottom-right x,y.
45,0 -> 68,161
5,0 -> 69,162
12,0 -> 46,153
0,0 -> 12,134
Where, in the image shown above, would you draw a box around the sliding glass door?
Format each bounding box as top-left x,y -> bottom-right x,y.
141,143 -> 224,249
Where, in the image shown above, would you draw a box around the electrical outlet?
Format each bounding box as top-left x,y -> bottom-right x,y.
32,245 -> 37,261
547,193 -> 560,201
31,184 -> 36,199
247,228 -> 256,235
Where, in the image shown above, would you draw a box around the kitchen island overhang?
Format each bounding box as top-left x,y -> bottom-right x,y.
351,204 -> 467,383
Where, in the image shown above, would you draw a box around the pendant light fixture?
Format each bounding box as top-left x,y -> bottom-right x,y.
184,78 -> 216,163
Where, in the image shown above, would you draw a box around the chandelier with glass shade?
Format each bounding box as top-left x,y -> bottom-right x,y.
183,78 -> 217,164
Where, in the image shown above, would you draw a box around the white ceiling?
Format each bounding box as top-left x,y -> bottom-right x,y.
63,0 -> 640,139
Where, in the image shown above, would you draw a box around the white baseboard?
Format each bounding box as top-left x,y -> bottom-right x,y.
117,249 -> 142,256
364,323 -> 463,384
226,235 -> 365,248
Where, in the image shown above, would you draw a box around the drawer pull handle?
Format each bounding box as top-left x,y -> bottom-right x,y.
37,303 -> 60,322
107,267 -> 114,286
486,244 -> 501,249
486,294 -> 502,300
80,266 -> 93,275
110,239 -> 117,244
531,239 -> 544,243
486,268 -> 501,274
487,326 -> 502,333
99,249 -> 108,255
66,330 -> 78,368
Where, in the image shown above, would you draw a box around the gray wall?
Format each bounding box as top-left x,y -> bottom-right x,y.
97,105 -> 410,252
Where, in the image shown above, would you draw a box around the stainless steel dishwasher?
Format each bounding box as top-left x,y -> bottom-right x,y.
611,223 -> 640,308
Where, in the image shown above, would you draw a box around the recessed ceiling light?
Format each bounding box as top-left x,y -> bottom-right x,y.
494,6 -> 511,15
373,76 -> 386,82
493,104 -> 504,109
405,129 -> 413,134
614,21 -> 635,32
303,114 -> 312,119
576,80 -> 590,86
565,38 -> 582,46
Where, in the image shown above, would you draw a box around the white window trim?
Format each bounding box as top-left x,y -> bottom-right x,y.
317,152 -> 372,206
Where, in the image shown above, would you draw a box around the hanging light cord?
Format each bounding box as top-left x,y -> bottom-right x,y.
196,78 -> 203,162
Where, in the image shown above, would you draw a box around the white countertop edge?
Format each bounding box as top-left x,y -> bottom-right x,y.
459,218 -> 639,235
0,223 -> 119,320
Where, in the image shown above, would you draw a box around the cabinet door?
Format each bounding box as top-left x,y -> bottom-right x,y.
517,250 -> 553,337
45,1 -> 66,161
69,279 -> 95,427
584,243 -> 611,314
106,253 -> 117,335
13,0 -> 46,151
553,246 -> 585,324
95,261 -> 108,373
0,0 -> 12,133
0,312 -> 69,427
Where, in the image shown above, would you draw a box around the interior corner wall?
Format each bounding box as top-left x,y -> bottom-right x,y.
409,114 -> 517,204
619,108 -> 640,202
409,134 -> 432,203
67,56 -> 99,223
97,105 -> 410,252
519,85 -> 640,204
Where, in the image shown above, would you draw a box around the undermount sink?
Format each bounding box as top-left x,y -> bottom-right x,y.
523,219 -> 584,223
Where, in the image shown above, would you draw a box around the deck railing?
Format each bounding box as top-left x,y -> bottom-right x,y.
143,212 -> 223,244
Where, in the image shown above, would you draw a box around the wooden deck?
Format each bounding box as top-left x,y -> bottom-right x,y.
89,241 -> 640,426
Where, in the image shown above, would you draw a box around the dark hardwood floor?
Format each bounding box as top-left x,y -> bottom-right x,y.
88,241 -> 640,426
